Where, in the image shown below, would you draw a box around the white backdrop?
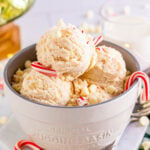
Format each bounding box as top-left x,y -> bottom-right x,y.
15,0 -> 105,47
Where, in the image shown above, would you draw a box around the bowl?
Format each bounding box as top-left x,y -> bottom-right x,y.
4,41 -> 140,150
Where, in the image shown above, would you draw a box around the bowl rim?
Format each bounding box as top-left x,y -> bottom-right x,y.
4,41 -> 140,109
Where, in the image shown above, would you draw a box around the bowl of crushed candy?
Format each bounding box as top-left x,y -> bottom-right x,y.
4,40 -> 140,150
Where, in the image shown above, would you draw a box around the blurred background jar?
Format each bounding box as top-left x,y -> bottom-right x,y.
100,0 -> 150,70
0,23 -> 20,60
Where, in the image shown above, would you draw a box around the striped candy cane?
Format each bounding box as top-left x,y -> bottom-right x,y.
93,35 -> 103,46
77,97 -> 89,106
31,62 -> 57,77
14,140 -> 44,150
125,71 -> 149,101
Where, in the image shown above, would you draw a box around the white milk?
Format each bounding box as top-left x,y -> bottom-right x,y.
102,15 -> 150,69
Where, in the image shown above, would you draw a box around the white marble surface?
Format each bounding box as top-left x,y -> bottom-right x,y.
0,0 -> 149,149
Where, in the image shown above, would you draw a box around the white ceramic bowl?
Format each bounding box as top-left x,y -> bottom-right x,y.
4,41 -> 140,150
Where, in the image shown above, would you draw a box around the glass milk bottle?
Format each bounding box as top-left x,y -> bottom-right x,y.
100,0 -> 150,70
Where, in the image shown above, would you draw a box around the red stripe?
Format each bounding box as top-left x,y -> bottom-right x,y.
17,140 -> 24,148
102,48 -> 105,51
21,142 -> 43,149
77,97 -> 89,106
94,36 -> 102,45
125,75 -> 132,91
38,71 -> 57,77
0,78 -> 4,90
31,61 -> 58,77
0,84 -> 4,90
35,62 -> 42,65
14,140 -> 44,150
97,47 -> 105,51
31,62 -> 56,72
79,97 -> 84,100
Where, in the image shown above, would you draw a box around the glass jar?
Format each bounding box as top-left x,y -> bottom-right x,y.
0,0 -> 34,60
100,0 -> 150,69
0,22 -> 20,60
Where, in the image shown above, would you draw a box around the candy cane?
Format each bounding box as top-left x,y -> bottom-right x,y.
0,78 -> 4,90
93,35 -> 103,46
125,71 -> 149,101
77,97 -> 89,106
31,62 -> 57,77
96,47 -> 105,51
126,71 -> 149,100
126,72 -> 148,89
126,72 -> 149,101
14,140 -> 44,150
